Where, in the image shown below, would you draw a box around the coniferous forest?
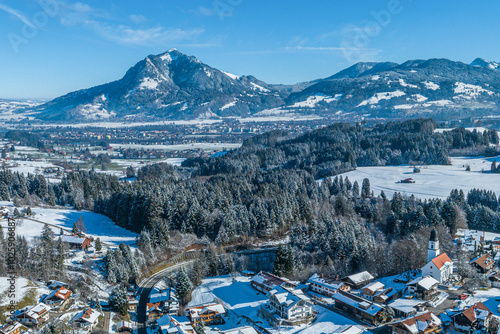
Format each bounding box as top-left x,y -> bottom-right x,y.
0,119 -> 499,283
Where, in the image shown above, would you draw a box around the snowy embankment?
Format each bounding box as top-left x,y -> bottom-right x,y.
333,155 -> 500,199
0,277 -> 50,306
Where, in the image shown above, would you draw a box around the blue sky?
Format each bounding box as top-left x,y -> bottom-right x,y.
0,0 -> 499,99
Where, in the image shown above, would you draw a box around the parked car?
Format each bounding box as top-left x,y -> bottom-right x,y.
458,294 -> 468,300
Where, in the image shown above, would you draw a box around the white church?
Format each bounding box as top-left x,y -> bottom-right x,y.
421,229 -> 453,283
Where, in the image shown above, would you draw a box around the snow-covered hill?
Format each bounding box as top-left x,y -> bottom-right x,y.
31,49 -> 286,122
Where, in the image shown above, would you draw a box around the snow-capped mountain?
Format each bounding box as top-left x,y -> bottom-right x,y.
471,58 -> 500,70
33,49 -> 285,121
282,58 -> 500,120
23,54 -> 500,122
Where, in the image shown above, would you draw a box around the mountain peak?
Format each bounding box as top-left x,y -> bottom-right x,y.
471,57 -> 499,70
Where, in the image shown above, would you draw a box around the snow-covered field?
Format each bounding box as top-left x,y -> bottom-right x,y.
0,277 -> 30,305
337,155 -> 500,199
1,205 -> 137,246
189,275 -> 366,334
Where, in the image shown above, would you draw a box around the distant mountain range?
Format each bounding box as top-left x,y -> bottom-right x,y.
9,51 -> 500,123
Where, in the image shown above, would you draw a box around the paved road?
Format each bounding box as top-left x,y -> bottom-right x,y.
137,261 -> 194,334
102,311 -> 111,333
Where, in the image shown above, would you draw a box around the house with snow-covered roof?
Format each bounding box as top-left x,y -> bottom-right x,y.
421,229 -> 453,283
341,271 -> 374,289
391,311 -> 442,334
307,273 -> 350,297
72,308 -> 101,332
362,281 -> 385,301
267,286 -> 314,323
250,271 -> 297,294
0,321 -> 22,334
452,302 -> 492,333
220,326 -> 259,334
157,314 -> 195,334
332,291 -> 387,325
14,303 -> 51,326
471,253 -> 495,273
46,280 -> 69,290
186,303 -> 226,326
60,234 -> 91,249
146,303 -> 163,321
405,276 -> 439,300
149,287 -> 179,315
43,286 -> 72,309
331,325 -> 366,334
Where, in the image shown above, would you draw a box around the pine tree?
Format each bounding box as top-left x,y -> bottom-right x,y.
361,178 -> 371,199
109,287 -> 129,315
273,244 -> 294,277
95,238 -> 102,252
176,269 -> 193,304
352,181 -> 360,198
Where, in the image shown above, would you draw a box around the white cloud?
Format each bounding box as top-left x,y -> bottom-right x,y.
85,21 -> 204,46
0,3 -> 35,28
128,14 -> 147,24
190,6 -> 233,17
58,1 -> 204,46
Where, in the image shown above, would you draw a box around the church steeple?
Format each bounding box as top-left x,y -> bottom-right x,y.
427,228 -> 440,262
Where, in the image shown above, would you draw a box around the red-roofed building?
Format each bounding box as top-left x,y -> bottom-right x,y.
471,254 -> 495,273
43,287 -> 72,309
391,311 -> 442,334
72,308 -> 101,332
452,302 -> 492,333
421,229 -> 453,283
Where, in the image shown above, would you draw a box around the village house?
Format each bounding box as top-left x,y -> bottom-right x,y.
0,206 -> 10,218
332,291 -> 387,326
149,288 -> 179,315
61,235 -> 92,250
470,253 -> 495,273
186,303 -> 226,326
307,273 -> 350,297
330,325 -> 366,334
266,286 -> 314,324
388,298 -> 427,318
391,311 -> 442,334
156,314 -> 195,334
250,271 -> 297,294
421,230 -> 453,283
0,322 -> 22,334
146,303 -> 164,321
128,296 -> 139,313
117,321 -> 133,333
43,287 -> 72,309
14,303 -> 51,326
362,282 -> 385,301
47,280 -> 69,290
451,302 -> 492,333
405,276 -> 439,300
72,308 -> 101,332
360,281 -> 398,305
220,326 -> 259,334
341,271 -> 375,289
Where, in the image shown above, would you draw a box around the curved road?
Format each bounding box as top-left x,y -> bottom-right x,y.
137,261 -> 194,334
